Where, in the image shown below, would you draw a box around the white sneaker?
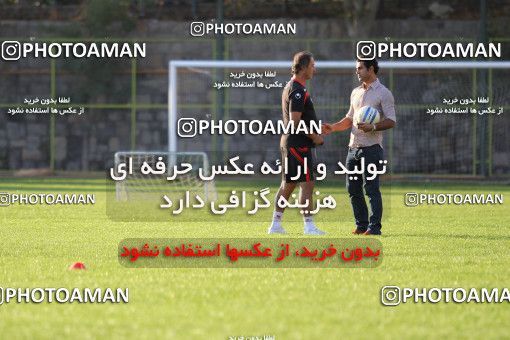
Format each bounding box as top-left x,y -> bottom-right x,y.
268,223 -> 286,234
304,225 -> 326,235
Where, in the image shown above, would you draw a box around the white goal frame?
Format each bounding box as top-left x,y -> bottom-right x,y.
168,59 -> 510,154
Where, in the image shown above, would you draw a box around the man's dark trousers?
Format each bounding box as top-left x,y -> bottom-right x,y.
345,144 -> 384,233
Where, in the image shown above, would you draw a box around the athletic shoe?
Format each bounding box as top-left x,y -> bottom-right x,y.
267,224 -> 287,234
304,226 -> 326,235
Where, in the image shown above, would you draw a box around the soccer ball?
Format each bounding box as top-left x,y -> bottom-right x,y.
355,105 -> 380,125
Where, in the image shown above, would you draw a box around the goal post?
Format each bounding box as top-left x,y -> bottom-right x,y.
168,59 -> 510,177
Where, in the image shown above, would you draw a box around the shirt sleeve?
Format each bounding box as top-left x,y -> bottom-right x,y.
289,89 -> 305,113
346,91 -> 355,119
381,89 -> 396,122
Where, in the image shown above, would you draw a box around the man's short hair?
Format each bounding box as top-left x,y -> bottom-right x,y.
292,51 -> 313,75
356,58 -> 379,74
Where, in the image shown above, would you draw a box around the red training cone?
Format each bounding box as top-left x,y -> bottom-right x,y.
68,262 -> 86,270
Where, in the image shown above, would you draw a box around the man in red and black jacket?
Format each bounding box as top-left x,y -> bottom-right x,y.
268,51 -> 326,235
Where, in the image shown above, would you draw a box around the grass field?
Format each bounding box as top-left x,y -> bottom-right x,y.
0,178 -> 509,339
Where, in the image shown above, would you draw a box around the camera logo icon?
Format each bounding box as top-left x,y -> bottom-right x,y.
0,193 -> 10,207
190,22 -> 206,37
356,41 -> 376,60
178,118 -> 198,138
1,41 -> 21,61
404,193 -> 419,207
381,286 -> 401,306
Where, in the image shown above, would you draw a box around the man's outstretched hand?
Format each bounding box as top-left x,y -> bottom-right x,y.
322,123 -> 333,135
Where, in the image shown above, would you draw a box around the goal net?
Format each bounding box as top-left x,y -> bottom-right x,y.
113,151 -> 217,202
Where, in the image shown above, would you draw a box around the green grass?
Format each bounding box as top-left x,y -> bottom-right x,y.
0,178 -> 509,339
